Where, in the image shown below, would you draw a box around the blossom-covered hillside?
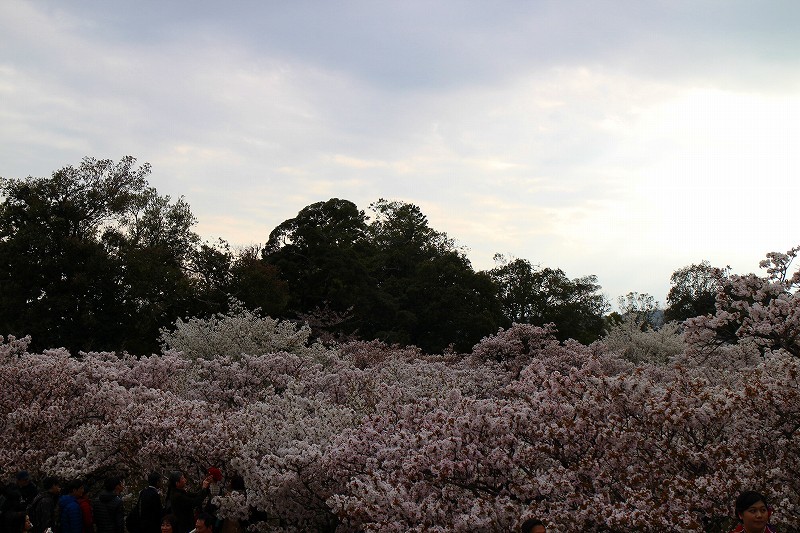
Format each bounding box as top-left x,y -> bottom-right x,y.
2,248 -> 799,532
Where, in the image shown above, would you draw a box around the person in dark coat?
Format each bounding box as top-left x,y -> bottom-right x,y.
27,476 -> 60,533
166,472 -> 210,533
139,472 -> 163,533
92,476 -> 124,533
14,472 -> 38,510
3,471 -> 39,514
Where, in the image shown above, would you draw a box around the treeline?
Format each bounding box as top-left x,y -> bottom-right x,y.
0,157 -> 719,354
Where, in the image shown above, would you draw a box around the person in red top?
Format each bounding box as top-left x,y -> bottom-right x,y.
77,488 -> 94,533
729,491 -> 776,533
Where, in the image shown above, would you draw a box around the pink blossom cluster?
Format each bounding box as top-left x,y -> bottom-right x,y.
2,249 -> 800,532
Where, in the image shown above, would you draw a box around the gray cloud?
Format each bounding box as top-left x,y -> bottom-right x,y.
2,0 -> 799,305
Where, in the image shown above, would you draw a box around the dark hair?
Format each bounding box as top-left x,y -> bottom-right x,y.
65,479 -> 85,493
196,512 -> 214,530
521,518 -> 545,533
42,476 -> 60,490
167,471 -> 183,489
165,471 -> 182,502
735,491 -> 769,519
161,515 -> 177,529
147,471 -> 161,487
104,476 -> 123,492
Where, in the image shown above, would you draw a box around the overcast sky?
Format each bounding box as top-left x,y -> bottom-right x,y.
2,0 -> 799,306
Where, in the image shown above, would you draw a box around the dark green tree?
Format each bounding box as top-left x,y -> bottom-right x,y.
665,261 -> 729,322
400,252 -> 501,352
105,189 -> 202,353
188,241 -> 289,321
363,199 -> 502,352
262,198 -> 503,352
263,198 -> 373,319
0,157 -> 148,351
187,238 -> 235,310
227,246 -> 289,316
489,255 -> 608,344
0,157 -> 203,353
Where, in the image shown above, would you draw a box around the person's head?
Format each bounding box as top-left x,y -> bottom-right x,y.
160,515 -> 176,533
42,476 -> 60,494
735,491 -> 770,532
521,518 -> 546,533
104,476 -> 124,494
167,471 -> 185,491
194,513 -> 214,533
147,471 -> 161,488
15,471 -> 30,488
66,479 -> 85,498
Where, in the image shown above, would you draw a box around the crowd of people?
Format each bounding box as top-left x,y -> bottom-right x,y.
0,469 -> 246,533
0,469 -> 779,533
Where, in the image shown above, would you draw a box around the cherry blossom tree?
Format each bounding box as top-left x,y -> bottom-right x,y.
601,313 -> 685,364
684,246 -> 800,359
